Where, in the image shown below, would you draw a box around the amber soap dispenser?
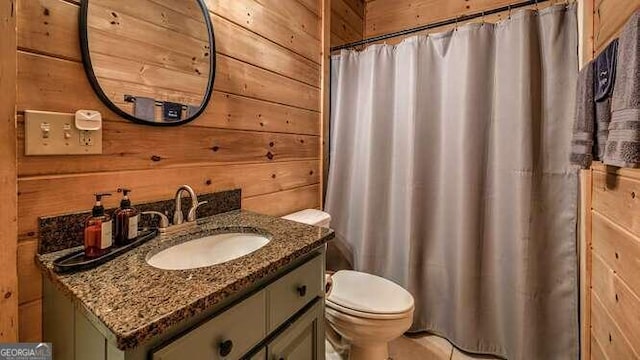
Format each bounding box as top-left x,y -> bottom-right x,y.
114,188 -> 139,246
84,193 -> 113,258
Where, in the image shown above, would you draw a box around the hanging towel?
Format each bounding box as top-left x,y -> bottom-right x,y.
134,96 -> 156,122
185,105 -> 201,118
604,10 -> 640,168
570,61 -> 595,168
594,39 -> 619,160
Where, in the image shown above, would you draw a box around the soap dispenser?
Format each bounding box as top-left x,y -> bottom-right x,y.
114,188 -> 140,246
84,193 -> 113,258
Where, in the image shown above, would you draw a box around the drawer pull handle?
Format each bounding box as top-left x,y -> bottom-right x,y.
219,339 -> 233,357
297,285 -> 307,297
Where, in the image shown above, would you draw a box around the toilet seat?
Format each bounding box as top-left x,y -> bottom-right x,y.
326,299 -> 414,320
327,270 -> 415,320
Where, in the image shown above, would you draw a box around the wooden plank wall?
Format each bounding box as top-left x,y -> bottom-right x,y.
0,0 -> 18,342
583,4 -> 638,360
15,0 -> 326,341
330,0 -> 364,47
364,0 -> 569,45
589,164 -> 640,359
594,0 -> 640,54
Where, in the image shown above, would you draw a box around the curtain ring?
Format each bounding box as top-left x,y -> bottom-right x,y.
508,4 -> 512,19
454,16 -> 459,31
481,11 -> 485,25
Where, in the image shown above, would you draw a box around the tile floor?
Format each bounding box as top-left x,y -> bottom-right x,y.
327,333 -> 503,360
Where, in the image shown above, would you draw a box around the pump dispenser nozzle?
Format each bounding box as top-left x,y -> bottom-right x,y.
92,193 -> 112,217
117,188 -> 132,208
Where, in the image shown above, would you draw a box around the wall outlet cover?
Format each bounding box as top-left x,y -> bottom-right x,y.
25,110 -> 103,156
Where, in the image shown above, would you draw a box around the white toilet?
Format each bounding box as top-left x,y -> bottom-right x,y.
282,209 -> 415,360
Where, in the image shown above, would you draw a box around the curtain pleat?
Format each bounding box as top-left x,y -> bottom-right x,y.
326,5 -> 579,359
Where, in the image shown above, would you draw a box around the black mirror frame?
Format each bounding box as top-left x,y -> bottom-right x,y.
78,0 -> 216,126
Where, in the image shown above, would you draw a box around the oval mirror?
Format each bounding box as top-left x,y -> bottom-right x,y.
79,0 -> 215,126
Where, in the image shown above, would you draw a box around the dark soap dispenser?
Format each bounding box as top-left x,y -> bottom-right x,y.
114,188 -> 140,246
84,193 -> 113,258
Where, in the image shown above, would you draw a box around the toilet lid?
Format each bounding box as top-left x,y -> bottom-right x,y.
327,271 -> 414,316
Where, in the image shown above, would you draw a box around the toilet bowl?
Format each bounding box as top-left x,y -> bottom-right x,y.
282,209 -> 415,360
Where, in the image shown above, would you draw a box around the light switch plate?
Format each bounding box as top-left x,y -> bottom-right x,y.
24,110 -> 103,155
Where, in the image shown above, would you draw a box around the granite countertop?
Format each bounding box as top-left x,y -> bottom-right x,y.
37,210 -> 334,350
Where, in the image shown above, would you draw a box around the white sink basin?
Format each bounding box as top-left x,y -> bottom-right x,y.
146,232 -> 270,270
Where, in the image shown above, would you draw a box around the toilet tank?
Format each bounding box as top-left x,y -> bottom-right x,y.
282,209 -> 331,228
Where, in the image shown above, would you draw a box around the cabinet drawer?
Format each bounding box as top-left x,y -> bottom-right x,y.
153,291 -> 266,360
268,255 -> 324,331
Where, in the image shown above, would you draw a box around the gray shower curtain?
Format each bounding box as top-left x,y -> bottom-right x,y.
325,5 -> 579,359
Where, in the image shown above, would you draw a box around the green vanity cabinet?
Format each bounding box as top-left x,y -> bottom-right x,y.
43,249 -> 326,360
267,300 -> 324,360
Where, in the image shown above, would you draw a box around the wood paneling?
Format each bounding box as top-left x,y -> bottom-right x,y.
592,170 -> 640,238
14,0 -> 326,341
591,292 -> 639,359
589,165 -> 640,360
578,0 -> 594,66
18,161 -> 321,238
18,300 -> 41,343
363,0 -> 568,45
594,0 -> 640,54
365,0 -> 514,37
579,170 -> 593,360
17,240 -> 40,305
321,0 -> 331,206
592,211 -> 640,295
0,0 -> 18,342
591,253 -> 640,356
206,0 -> 321,63
331,0 -> 364,47
243,184 -> 320,216
590,334 -> 607,360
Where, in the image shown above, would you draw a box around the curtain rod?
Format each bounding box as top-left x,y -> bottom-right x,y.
330,0 -> 554,51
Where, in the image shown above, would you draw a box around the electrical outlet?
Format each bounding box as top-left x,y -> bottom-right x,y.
25,111 -> 102,155
79,130 -> 94,146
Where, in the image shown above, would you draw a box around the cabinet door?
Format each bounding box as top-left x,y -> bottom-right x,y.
152,291 -> 266,360
268,300 -> 324,360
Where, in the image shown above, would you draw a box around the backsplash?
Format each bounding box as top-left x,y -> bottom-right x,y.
38,189 -> 241,254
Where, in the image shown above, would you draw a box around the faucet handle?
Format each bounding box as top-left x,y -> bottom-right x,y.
141,211 -> 169,233
187,201 -> 208,222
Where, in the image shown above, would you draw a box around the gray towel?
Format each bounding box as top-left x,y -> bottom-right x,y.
186,105 -> 201,118
134,96 -> 156,122
570,62 -> 595,168
603,10 -> 640,167
593,39 -> 619,160
595,98 -> 611,159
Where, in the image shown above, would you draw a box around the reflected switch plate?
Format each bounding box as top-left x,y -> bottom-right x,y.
24,110 -> 102,155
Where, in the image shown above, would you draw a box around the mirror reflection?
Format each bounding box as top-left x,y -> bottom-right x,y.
81,0 -> 215,125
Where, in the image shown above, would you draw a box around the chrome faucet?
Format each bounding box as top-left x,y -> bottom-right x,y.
173,185 -> 207,225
